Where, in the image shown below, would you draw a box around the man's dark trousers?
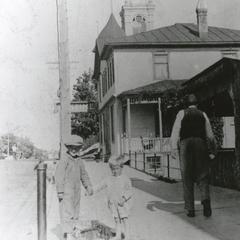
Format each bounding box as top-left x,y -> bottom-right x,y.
179,137 -> 210,211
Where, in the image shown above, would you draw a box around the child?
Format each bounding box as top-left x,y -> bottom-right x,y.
55,138 -> 93,240
93,155 -> 133,240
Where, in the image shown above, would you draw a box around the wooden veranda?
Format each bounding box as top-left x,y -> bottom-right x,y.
118,80 -> 185,180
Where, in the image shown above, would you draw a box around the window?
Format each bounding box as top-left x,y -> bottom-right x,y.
153,52 -> 169,80
109,60 -> 113,87
107,57 -> 115,89
132,15 -> 146,34
100,114 -> 103,144
98,80 -> 102,102
108,60 -> 112,88
112,57 -> 115,84
102,57 -> 115,97
107,61 -> 111,89
110,105 -> 115,142
102,69 -> 108,96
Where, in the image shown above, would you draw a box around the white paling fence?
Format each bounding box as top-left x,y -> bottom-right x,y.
121,137 -> 181,180
121,137 -> 171,153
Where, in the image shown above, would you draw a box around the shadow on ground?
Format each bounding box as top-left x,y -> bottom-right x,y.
131,177 -> 240,240
51,221 -> 116,240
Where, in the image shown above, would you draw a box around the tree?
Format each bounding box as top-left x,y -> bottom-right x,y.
17,136 -> 34,159
0,134 -> 48,160
71,69 -> 99,141
34,147 -> 48,161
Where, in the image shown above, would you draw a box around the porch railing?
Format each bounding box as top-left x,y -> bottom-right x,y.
121,137 -> 171,154
121,137 -> 181,180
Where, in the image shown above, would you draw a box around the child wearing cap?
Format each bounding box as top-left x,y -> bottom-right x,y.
92,155 -> 133,240
55,141 -> 93,240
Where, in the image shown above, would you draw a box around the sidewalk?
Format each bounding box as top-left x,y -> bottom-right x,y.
1,160 -> 240,240
47,161 -> 240,240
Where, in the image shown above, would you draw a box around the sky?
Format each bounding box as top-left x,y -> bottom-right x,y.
0,0 -> 240,151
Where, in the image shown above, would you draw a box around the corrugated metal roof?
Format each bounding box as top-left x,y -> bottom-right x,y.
105,23 -> 240,48
119,79 -> 186,98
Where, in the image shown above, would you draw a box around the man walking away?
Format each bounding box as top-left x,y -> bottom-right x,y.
171,94 -> 217,218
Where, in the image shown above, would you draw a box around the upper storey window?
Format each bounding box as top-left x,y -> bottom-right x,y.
107,56 -> 115,88
101,56 -> 115,97
102,69 -> 108,97
153,52 -> 169,80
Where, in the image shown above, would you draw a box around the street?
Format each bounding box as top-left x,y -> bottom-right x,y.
1,159 -> 240,240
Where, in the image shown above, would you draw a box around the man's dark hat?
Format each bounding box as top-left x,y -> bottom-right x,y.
187,94 -> 198,105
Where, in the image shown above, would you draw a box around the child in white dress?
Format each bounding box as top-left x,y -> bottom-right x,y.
93,155 -> 133,240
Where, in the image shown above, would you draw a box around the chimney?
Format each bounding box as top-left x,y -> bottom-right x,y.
196,0 -> 208,39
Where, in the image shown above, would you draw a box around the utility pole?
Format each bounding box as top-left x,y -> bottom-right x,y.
56,0 -> 71,157
7,133 -> 10,158
110,0 -> 113,13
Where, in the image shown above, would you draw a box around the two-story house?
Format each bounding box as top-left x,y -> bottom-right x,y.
93,0 -> 240,175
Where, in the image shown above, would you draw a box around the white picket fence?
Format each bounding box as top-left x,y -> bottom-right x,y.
121,137 -> 171,153
121,137 -> 181,180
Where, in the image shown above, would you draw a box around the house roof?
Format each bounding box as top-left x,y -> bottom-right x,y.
102,23 -> 240,53
95,14 -> 125,55
119,79 -> 186,99
93,14 -> 125,79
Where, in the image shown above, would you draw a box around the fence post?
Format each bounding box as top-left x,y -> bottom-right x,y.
135,152 -> 137,169
129,150 -> 131,164
167,153 -> 170,178
143,152 -> 146,171
154,153 -> 156,174
37,162 -> 47,240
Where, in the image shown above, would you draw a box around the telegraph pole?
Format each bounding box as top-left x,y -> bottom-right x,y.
56,0 -> 71,157
110,0 -> 113,13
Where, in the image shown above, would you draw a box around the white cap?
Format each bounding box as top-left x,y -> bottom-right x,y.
64,135 -> 83,146
108,154 -> 129,166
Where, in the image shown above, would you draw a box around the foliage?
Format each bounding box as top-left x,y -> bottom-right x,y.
72,69 -> 99,140
209,117 -> 224,149
161,90 -> 185,112
0,133 -> 48,160
72,69 -> 97,102
34,147 -> 49,161
17,136 -> 35,159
